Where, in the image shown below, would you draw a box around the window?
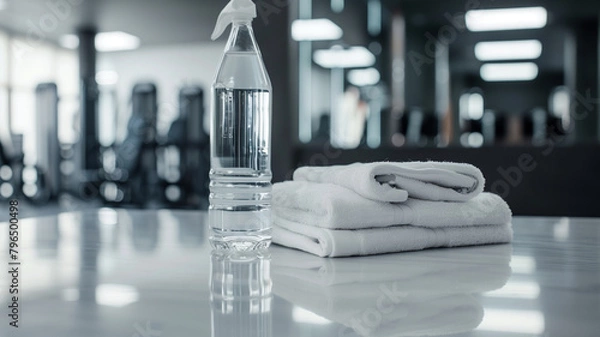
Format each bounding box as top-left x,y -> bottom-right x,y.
0,32 -> 9,150
0,31 -> 7,86
10,91 -> 35,163
10,38 -> 55,88
56,49 -> 79,145
0,32 -> 78,163
0,88 -> 9,149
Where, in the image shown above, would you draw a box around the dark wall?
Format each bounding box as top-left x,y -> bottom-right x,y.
312,0 -> 370,46
469,73 -> 564,114
254,2 -> 293,182
572,20 -> 599,143
405,24 -> 437,111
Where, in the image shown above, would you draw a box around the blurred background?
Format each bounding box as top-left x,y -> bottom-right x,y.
0,0 -> 598,218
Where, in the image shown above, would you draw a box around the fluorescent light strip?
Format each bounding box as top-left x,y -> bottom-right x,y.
511,255 -> 536,274
59,31 -> 141,52
475,40 -> 543,61
553,217 -> 570,241
96,70 -> 119,86
477,309 -> 545,334
314,46 -> 376,69
466,6 -> 547,32
292,19 -> 343,41
347,68 -> 380,86
95,31 -> 140,52
480,62 -> 539,82
292,307 -> 331,325
485,281 -> 541,299
96,284 -> 139,307
61,284 -> 139,307
59,35 -> 80,49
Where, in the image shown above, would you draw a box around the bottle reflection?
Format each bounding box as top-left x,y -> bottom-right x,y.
210,250 -> 272,337
78,219 -> 100,305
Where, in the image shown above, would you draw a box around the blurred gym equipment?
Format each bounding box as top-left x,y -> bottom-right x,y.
524,107 -> 549,145
0,140 -> 15,201
395,108 -> 440,147
100,83 -> 159,206
18,83 -> 61,204
160,86 -> 210,208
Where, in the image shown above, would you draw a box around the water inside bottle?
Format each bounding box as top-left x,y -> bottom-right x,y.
210,86 -> 272,251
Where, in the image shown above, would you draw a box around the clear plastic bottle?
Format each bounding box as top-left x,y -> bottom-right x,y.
209,0 -> 272,251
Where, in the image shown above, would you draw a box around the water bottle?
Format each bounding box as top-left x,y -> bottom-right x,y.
209,0 -> 272,251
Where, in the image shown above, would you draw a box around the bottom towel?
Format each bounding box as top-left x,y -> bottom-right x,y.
273,217 -> 512,257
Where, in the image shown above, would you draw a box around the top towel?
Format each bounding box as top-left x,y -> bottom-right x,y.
293,161 -> 485,203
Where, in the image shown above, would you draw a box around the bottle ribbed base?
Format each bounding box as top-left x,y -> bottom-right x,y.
210,229 -> 272,252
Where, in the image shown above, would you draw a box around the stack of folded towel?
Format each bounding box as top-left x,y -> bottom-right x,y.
272,162 -> 513,257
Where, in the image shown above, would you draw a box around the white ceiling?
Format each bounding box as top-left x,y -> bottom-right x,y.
0,0 -> 227,46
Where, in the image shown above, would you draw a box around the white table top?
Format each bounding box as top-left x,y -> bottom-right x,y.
1,210 -> 599,336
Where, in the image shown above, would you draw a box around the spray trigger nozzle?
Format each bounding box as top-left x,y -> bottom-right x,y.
211,0 -> 257,41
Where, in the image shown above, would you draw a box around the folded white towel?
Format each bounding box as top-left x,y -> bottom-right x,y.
273,219 -> 512,257
273,181 -> 511,230
294,162 -> 485,203
272,181 -> 512,257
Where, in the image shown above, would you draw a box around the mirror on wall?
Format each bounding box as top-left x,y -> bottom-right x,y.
291,0 -> 600,149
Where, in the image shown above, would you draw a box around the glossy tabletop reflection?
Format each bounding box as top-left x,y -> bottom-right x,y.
1,210 -> 599,337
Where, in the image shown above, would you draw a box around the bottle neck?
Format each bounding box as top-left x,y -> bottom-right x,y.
232,19 -> 252,26
225,20 -> 259,54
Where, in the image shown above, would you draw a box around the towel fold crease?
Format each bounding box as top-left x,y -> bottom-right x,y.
294,161 -> 485,203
